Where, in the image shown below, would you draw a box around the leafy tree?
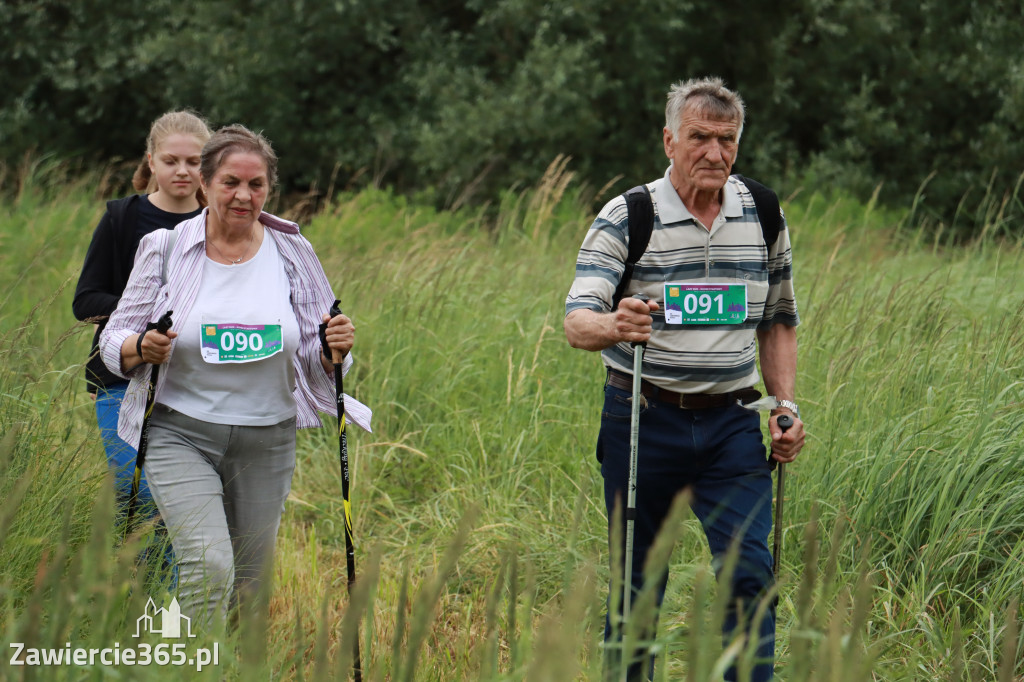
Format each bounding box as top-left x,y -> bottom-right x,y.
0,0 -> 191,166
2,0 -> 1022,234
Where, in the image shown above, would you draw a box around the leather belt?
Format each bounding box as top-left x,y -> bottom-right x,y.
606,369 -> 761,409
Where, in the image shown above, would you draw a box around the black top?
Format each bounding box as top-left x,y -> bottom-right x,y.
72,195 -> 201,392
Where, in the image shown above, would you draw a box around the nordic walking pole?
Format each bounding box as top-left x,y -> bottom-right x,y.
126,309 -> 173,535
772,414 -> 794,578
622,293 -> 649,680
323,300 -> 362,682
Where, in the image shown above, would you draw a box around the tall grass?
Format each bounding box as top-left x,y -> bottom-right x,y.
1,163 -> 1022,680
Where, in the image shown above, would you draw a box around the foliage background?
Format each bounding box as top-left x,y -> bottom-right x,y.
2,0 -> 1024,233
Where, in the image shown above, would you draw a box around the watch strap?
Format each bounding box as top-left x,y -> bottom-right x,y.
776,398 -> 800,418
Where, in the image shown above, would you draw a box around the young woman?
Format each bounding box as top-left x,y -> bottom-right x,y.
99,124 -> 371,625
73,110 -> 212,514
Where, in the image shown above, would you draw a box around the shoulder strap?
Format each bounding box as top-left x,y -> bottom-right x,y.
106,194 -> 140,227
733,174 -> 782,248
611,184 -> 654,310
610,177 -> 780,309
161,228 -> 178,285
107,195 -> 141,279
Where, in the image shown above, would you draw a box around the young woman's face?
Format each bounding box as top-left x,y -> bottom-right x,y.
148,133 -> 203,200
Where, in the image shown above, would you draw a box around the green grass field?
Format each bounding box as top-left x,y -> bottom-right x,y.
1,161 -> 1022,680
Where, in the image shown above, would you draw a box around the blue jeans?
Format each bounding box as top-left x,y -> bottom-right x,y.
96,384 -> 175,584
598,382 -> 776,682
95,383 -> 155,510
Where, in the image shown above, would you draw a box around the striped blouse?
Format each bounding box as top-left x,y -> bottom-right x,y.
100,209 -> 372,448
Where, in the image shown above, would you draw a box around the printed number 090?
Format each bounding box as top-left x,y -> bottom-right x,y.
682,293 -> 724,315
221,331 -> 264,352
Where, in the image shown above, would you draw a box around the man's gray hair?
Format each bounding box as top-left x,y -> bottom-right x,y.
665,77 -> 745,142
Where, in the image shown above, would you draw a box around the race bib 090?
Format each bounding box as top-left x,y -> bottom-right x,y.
200,323 -> 283,363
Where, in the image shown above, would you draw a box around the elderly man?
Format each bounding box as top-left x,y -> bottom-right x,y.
564,77 -> 805,681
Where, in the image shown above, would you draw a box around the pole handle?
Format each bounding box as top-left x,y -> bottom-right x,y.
630,293 -> 650,349
320,299 -> 347,365
155,310 -> 174,335
777,414 -> 794,432
139,310 -> 174,357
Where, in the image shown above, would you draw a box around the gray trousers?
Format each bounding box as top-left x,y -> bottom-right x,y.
145,404 -> 297,626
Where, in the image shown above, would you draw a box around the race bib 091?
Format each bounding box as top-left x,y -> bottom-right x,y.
664,283 -> 747,325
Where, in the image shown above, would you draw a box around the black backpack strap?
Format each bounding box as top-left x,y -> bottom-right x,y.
611,184 -> 654,310
733,174 -> 782,248
105,195 -> 141,279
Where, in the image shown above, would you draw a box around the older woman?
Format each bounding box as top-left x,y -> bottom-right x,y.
100,124 -> 371,625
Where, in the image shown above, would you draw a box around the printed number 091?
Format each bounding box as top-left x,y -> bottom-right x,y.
221,331 -> 264,352
683,293 -> 724,315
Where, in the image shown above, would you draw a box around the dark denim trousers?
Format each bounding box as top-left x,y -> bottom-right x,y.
598,382 -> 776,682
96,382 -> 152,506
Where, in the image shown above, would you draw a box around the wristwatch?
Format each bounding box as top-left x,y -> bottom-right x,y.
774,398 -> 800,419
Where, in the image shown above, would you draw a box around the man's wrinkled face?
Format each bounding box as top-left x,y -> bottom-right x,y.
664,106 -> 740,196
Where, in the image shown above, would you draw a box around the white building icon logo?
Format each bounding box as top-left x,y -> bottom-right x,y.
134,597 -> 195,639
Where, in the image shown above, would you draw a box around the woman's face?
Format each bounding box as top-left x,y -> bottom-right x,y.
148,133 -> 203,201
203,151 -> 269,233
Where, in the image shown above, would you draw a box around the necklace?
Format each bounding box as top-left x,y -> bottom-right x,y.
208,227 -> 255,265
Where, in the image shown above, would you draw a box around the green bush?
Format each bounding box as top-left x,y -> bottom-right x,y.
2,0 -> 1023,235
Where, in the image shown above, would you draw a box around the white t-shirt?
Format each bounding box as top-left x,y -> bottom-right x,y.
158,233 -> 301,425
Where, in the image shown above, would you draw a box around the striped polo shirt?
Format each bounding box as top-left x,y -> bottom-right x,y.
565,167 -> 799,394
